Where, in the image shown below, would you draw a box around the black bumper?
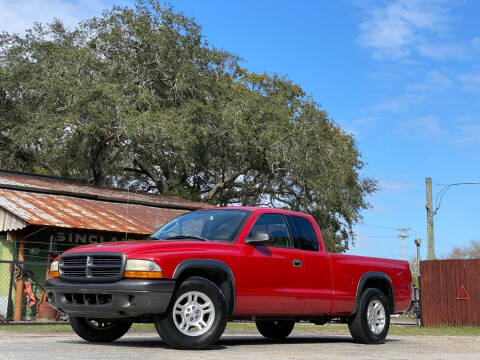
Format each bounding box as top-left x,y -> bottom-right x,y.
45,278 -> 175,319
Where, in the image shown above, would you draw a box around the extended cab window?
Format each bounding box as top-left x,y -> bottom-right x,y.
288,215 -> 319,251
249,213 -> 294,248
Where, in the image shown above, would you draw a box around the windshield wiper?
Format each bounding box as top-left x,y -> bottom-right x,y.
165,234 -> 209,241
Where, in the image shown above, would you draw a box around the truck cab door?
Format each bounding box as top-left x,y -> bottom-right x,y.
234,213 -> 305,316
286,215 -> 333,315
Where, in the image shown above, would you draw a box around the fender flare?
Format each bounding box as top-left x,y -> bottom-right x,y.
172,259 -> 236,315
351,271 -> 395,315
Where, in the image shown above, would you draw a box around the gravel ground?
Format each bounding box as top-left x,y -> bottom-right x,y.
1,329 -> 480,360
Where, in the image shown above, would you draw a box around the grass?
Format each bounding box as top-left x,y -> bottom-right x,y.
1,321 -> 480,336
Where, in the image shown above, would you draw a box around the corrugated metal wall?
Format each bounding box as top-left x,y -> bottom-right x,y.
0,208 -> 27,232
420,259 -> 479,327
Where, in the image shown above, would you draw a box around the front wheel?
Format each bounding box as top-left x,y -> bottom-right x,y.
69,316 -> 132,342
348,288 -> 390,344
154,277 -> 228,349
256,320 -> 295,339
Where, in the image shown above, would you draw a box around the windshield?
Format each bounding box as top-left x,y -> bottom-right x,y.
151,209 -> 252,243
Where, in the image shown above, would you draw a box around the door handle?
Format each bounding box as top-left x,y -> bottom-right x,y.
292,259 -> 302,267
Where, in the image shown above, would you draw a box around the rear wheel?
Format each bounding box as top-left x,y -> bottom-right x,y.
69,316 -> 132,342
348,288 -> 390,344
154,277 -> 228,349
255,320 -> 295,339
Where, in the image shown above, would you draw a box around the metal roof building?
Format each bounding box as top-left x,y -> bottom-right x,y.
0,170 -> 208,323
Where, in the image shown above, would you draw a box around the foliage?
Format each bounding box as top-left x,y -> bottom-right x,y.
409,256 -> 419,288
0,1 -> 377,252
445,240 -> 480,259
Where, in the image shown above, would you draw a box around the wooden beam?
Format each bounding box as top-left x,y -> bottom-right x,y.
13,236 -> 24,322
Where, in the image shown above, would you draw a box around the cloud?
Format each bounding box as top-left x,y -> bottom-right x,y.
370,93 -> 425,113
356,0 -> 469,61
396,114 -> 445,139
417,43 -> 467,60
406,70 -> 454,92
459,69 -> 480,92
0,0 -> 121,34
381,181 -> 419,193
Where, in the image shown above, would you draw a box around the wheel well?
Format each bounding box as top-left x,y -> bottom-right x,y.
176,268 -> 235,315
361,278 -> 395,314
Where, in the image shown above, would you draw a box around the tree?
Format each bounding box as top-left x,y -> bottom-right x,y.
0,1 -> 377,252
446,240 -> 480,259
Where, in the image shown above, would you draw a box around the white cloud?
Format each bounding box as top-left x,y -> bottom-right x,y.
356,0 -> 467,60
459,69 -> 480,92
406,70 -> 454,92
381,180 -> 419,192
0,0 -> 121,34
417,43 -> 467,60
396,114 -> 445,139
472,37 -> 480,49
370,93 -> 425,113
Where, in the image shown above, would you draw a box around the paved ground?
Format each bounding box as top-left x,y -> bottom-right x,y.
1,329 -> 480,360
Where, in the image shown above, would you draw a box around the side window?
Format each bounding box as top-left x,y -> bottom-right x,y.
249,214 -> 294,249
288,216 -> 319,251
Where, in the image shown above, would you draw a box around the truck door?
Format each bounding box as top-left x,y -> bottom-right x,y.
235,213 -> 305,316
286,215 -> 333,315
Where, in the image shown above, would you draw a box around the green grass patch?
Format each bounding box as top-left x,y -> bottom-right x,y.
1,321 -> 480,336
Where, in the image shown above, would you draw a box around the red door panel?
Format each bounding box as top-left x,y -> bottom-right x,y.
234,244 -> 305,316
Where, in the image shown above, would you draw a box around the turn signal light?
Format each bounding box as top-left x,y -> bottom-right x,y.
124,271 -> 163,279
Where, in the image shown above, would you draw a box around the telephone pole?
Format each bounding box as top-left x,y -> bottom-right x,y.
425,177 -> 435,259
397,228 -> 410,260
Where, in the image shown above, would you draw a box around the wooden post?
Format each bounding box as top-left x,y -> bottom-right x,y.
13,238 -> 24,322
426,177 -> 435,259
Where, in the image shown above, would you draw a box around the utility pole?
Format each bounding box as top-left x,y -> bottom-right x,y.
425,177 -> 435,259
397,228 -> 410,260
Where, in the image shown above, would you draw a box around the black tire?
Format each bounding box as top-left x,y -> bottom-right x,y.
255,320 -> 295,339
69,316 -> 132,342
348,288 -> 390,344
154,276 -> 228,349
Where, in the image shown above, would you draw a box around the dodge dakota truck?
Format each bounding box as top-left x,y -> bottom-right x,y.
45,207 -> 412,349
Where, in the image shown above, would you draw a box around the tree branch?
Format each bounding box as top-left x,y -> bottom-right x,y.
132,157 -> 164,194
205,166 -> 250,202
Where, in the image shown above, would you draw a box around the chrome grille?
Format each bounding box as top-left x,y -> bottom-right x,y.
59,253 -> 125,282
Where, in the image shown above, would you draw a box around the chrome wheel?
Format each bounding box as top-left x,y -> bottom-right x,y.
172,291 -> 215,336
367,299 -> 386,335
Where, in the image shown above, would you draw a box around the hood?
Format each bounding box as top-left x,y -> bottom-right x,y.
62,239 -> 233,257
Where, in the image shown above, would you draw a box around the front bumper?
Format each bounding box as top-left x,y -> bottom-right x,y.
45,278 -> 175,319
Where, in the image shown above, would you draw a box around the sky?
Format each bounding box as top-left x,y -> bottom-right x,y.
1,0 -> 479,261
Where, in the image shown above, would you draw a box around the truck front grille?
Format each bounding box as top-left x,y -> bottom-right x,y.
59,253 -> 125,282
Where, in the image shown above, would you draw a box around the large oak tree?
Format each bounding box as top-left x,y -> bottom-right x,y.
0,1 -> 377,252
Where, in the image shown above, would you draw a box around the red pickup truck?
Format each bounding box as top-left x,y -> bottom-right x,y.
46,207 -> 411,349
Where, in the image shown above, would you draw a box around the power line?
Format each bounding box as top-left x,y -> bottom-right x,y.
357,224 -> 398,230
434,182 -> 480,216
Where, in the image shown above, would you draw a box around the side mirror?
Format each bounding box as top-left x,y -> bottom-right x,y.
245,232 -> 272,245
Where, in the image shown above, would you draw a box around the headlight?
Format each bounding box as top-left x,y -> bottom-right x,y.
50,261 -> 59,278
124,259 -> 163,279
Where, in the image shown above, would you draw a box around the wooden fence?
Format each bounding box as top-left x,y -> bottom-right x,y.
420,259 -> 479,327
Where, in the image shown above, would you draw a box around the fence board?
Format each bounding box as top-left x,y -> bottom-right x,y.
420,259 -> 479,327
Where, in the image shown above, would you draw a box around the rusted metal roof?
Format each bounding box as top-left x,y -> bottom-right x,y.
0,170 -> 209,210
0,189 -> 187,234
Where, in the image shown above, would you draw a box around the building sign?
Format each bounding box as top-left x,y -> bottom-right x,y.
55,231 -> 127,245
